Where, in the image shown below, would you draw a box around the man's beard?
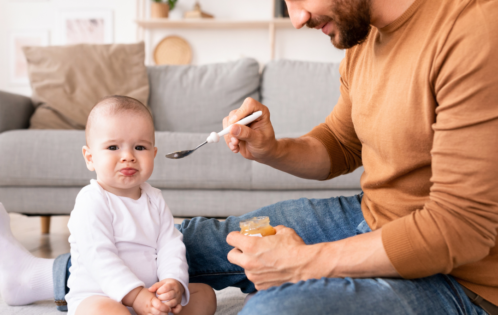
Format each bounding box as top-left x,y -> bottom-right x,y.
306,0 -> 372,49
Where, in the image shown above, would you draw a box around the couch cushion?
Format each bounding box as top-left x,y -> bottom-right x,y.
0,130 -> 93,186
0,130 -> 359,191
24,42 -> 149,130
149,132 -> 252,189
148,58 -> 260,133
0,130 -> 253,190
260,60 -> 341,136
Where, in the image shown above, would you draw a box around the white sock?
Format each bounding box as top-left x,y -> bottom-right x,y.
0,203 -> 55,305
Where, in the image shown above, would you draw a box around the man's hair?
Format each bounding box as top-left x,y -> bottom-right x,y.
85,95 -> 154,145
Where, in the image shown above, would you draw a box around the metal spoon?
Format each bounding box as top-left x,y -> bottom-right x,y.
165,111 -> 263,159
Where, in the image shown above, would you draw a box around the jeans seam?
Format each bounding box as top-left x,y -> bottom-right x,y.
444,276 -> 468,315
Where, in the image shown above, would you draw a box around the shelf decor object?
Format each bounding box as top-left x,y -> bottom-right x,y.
151,0 -> 178,18
151,2 -> 169,18
153,35 -> 192,65
184,2 -> 214,19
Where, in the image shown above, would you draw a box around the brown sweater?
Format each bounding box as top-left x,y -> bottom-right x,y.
307,0 -> 498,305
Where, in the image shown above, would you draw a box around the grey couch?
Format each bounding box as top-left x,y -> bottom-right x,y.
0,58 -> 362,225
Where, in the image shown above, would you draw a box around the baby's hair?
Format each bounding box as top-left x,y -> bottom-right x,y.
85,95 -> 155,145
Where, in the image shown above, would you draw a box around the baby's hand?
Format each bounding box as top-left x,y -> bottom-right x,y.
133,287 -> 170,315
149,279 -> 185,314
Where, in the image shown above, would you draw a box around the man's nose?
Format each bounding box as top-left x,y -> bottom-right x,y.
286,1 -> 310,29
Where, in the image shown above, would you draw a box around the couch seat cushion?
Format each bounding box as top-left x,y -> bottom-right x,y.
148,58 -> 260,133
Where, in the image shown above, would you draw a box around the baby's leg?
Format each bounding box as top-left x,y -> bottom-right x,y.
179,283 -> 216,315
75,295 -> 131,315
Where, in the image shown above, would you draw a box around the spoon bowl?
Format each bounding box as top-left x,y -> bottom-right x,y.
165,111 -> 263,159
165,141 -> 207,159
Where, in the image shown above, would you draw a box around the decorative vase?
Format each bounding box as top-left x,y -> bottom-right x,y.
151,2 -> 169,18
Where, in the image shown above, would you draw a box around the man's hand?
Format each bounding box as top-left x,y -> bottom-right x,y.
227,226 -> 318,290
228,227 -> 400,291
124,286 -> 170,315
149,279 -> 185,314
223,97 -> 278,162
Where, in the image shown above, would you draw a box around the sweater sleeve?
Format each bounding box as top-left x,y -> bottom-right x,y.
155,194 -> 190,306
382,2 -> 498,278
305,52 -> 363,179
68,190 -> 145,301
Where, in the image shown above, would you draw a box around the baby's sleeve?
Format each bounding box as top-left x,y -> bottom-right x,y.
155,195 -> 190,306
68,190 -> 145,302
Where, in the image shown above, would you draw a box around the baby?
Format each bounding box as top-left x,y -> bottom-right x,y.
66,96 -> 216,315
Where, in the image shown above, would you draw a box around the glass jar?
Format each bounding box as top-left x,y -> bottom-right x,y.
239,216 -> 276,237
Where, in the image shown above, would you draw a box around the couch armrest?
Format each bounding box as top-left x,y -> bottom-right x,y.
0,90 -> 34,132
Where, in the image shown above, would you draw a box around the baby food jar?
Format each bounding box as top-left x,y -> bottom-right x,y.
239,216 -> 276,237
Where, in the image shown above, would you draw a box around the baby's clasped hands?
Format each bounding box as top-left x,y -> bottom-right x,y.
149,279 -> 185,314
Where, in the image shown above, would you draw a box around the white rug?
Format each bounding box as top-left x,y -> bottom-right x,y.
0,287 -> 247,315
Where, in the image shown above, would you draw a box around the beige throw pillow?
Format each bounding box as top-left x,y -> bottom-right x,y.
23,42 -> 149,129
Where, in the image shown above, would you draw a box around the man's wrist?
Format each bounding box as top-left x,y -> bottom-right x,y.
300,242 -> 337,280
257,138 -> 285,165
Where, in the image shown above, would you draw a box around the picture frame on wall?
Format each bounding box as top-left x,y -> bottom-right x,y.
9,30 -> 49,84
56,10 -> 114,45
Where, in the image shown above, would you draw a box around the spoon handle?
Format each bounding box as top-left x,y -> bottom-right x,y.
218,111 -> 263,137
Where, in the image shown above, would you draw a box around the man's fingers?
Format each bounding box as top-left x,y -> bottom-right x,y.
230,124 -> 254,142
227,247 -> 246,267
226,231 -> 256,250
274,225 -> 291,234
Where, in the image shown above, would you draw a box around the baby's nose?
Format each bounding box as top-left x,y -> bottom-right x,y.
121,150 -> 136,162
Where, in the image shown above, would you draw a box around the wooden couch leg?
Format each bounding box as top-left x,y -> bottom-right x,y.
41,216 -> 51,234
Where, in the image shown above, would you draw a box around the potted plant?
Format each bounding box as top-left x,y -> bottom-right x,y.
151,0 -> 178,18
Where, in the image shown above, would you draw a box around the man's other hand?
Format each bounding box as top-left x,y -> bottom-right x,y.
226,225 -> 317,290
223,97 -> 278,162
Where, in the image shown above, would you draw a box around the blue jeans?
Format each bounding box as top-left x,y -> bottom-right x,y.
54,194 -> 487,314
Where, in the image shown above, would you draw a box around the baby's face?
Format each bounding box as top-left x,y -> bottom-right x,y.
83,111 -> 157,198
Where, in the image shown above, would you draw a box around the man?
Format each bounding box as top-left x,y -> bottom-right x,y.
1,0 -> 497,314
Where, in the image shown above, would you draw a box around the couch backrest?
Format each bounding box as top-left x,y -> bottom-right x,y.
147,58 -> 260,133
260,60 -> 341,136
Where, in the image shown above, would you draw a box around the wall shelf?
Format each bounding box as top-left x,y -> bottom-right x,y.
135,18 -> 293,30
135,0 -> 292,63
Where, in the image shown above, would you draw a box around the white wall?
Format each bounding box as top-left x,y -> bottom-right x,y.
0,0 -> 344,96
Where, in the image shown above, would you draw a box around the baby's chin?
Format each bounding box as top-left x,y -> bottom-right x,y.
96,176 -> 147,196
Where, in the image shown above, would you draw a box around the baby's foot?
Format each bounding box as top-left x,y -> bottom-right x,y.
0,203 -> 54,305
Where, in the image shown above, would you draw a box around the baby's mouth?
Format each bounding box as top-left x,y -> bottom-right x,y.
120,168 -> 138,176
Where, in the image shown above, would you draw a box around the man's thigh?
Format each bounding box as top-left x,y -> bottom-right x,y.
240,274 -> 486,315
177,194 -> 365,291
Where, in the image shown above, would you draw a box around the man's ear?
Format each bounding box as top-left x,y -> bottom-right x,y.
154,147 -> 158,158
82,146 -> 95,171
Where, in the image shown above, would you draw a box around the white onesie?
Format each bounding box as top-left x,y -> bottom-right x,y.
66,180 -> 190,315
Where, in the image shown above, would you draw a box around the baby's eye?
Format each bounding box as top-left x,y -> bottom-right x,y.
108,145 -> 118,151
135,146 -> 146,151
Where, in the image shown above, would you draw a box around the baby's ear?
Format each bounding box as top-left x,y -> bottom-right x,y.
154,147 -> 158,158
82,146 -> 95,171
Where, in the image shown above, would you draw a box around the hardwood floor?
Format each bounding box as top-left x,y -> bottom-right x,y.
9,213 -> 188,259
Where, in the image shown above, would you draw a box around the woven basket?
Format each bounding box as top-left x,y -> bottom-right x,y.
153,35 -> 192,65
